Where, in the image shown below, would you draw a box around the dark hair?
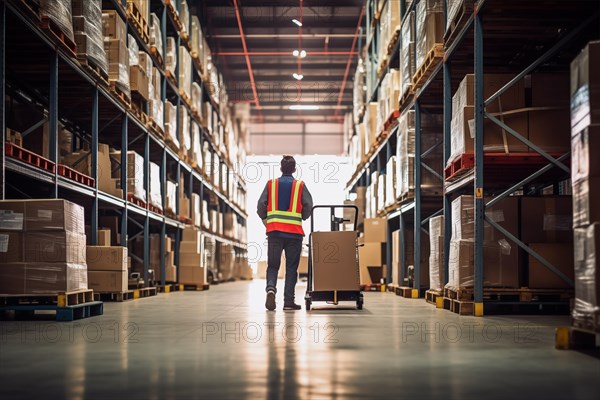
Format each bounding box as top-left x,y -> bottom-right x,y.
280,155 -> 296,175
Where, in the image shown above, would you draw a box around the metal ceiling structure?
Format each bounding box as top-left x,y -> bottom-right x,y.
190,0 -> 365,155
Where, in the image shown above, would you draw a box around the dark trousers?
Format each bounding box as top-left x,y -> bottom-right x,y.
266,236 -> 303,303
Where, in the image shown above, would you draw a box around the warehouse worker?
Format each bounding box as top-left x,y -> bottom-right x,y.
257,155 -> 313,311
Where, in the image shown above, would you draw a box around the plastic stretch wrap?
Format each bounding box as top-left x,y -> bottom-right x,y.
128,34 -> 139,68
164,101 -> 179,148
446,0 -> 462,30
151,67 -> 161,100
0,262 -> 88,294
72,0 -> 107,75
150,13 -> 162,57
415,0 -> 443,73
204,236 -> 216,271
213,153 -> 220,187
202,141 -> 211,172
400,11 -> 415,98
192,82 -> 202,112
191,16 -> 201,56
0,199 -> 85,233
104,39 -> 130,97
165,180 -> 177,214
180,0 -> 190,34
40,0 -> 74,42
179,106 -> 191,152
166,37 -> 177,75
573,224 -> 600,329
149,162 -> 162,209
384,156 -> 396,208
429,215 -> 445,291
152,98 -> 164,130
110,151 -> 146,200
191,122 -> 202,167
179,46 -> 192,100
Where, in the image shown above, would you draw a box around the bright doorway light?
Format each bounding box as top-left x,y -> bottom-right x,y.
289,105 -> 320,110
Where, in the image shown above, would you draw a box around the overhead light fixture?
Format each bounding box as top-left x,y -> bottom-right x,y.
292,19 -> 303,27
292,50 -> 307,58
289,105 -> 320,110
292,73 -> 304,80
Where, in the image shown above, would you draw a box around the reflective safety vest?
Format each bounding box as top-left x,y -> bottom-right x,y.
266,178 -> 305,235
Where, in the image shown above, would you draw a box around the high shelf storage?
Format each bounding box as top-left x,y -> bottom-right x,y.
0,0 -> 249,288
346,0 -> 599,315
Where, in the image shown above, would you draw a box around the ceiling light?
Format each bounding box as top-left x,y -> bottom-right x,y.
292,19 -> 303,27
292,73 -> 304,81
300,50 -> 307,58
292,50 -> 307,58
292,50 -> 299,57
289,105 -> 320,110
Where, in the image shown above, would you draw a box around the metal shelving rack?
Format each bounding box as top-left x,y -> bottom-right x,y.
0,0 -> 248,287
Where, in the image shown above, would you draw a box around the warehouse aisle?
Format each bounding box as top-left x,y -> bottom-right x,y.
0,280 -> 598,400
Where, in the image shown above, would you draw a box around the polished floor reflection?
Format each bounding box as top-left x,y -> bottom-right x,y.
0,279 -> 598,399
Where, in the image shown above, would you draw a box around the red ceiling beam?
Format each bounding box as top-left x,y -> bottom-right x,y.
233,0 -> 261,110
213,51 -> 359,56
335,6 -> 364,115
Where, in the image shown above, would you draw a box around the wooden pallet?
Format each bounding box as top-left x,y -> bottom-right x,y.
361,283 -> 386,292
396,190 -> 415,206
131,98 -> 150,126
386,27 -> 401,55
555,326 -> 600,351
444,0 -> 474,50
148,118 -> 164,138
94,287 -> 157,302
412,44 -> 444,89
5,142 -> 56,173
179,89 -> 193,110
110,82 -> 131,108
148,203 -> 163,215
0,301 -> 103,321
0,289 -> 94,307
182,284 -> 210,291
165,0 -> 184,32
383,110 -> 400,132
425,289 -> 444,308
178,216 -> 193,225
39,16 -> 77,57
395,286 -> 422,298
157,284 -> 183,293
399,87 -> 414,110
444,286 -> 574,303
127,193 -> 147,209
149,46 -> 165,70
126,0 -> 149,44
572,312 -> 600,334
57,164 -> 95,188
443,296 -> 474,315
76,55 -> 110,87
445,152 -> 475,180
166,69 -> 178,87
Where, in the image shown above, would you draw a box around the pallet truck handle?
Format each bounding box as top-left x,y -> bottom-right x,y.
310,205 -> 359,232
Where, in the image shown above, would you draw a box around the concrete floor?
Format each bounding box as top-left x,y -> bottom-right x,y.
0,279 -> 598,399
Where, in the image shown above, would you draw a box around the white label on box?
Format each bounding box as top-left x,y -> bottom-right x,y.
0,211 -> 24,230
468,119 -> 475,138
37,210 -> 53,221
0,234 -> 8,252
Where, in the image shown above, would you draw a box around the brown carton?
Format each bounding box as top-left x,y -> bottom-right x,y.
23,199 -> 85,233
521,196 -> 573,242
572,177 -> 600,228
528,243 -> 574,289
573,223 -> 600,327
359,242 -> 385,268
179,266 -> 206,286
98,229 -> 111,246
311,231 -> 360,291
88,270 -> 128,292
130,66 -> 149,101
25,232 -> 87,263
86,246 -> 127,271
180,252 -> 202,267
102,10 -> 127,40
364,218 -> 387,243
571,125 -> 600,184
0,263 -> 88,294
0,232 -> 24,263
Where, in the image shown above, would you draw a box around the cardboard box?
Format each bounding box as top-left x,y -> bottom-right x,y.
180,240 -> 201,254
453,74 -> 526,113
179,266 -> 206,286
130,65 -> 149,101
359,242 -> 385,268
0,201 -> 25,230
88,270 -> 128,292
0,263 -> 88,295
528,109 -> 570,153
99,216 -> 120,246
528,243 -> 574,289
6,128 -> 23,147
0,231 -> 24,263
257,260 -> 267,279
182,226 -> 201,243
62,144 -> 119,197
572,177 -> 600,228
570,40 -> 600,133
102,10 -> 127,40
571,125 -> 600,184
86,246 -> 127,271
364,218 -> 387,243
311,231 -> 360,291
180,252 -> 202,267
5,199 -> 86,233
573,223 -> 600,324
97,229 -> 111,246
25,232 -> 87,263
521,196 -> 573,242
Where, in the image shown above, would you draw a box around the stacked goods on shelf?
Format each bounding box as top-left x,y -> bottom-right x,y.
521,196 -> 573,288
569,41 -> 600,330
365,171 -> 377,218
363,102 -> 378,154
164,100 -> 179,148
204,235 -> 216,279
395,110 -> 443,200
378,0 -> 400,66
86,243 -> 128,292
166,37 -> 177,79
104,18 -> 130,99
40,0 -> 75,42
152,235 -> 175,283
220,244 -> 235,282
428,215 -> 445,292
223,211 -> 235,238
358,218 -> 387,285
179,0 -> 190,37
165,180 -> 177,215
202,200 -> 210,230
129,41 -> 151,104
377,69 -> 400,133
390,229 -> 430,288
192,83 -> 202,115
149,66 -> 164,130
415,0 -> 444,73
446,0 -> 465,31
110,150 -> 146,201
353,58 -> 366,125
179,175 -> 190,219
0,199 -> 88,294
190,122 -> 202,169
399,9 -> 415,99
384,156 -> 397,208
179,46 -> 193,102
61,143 -> 122,197
377,172 -> 386,213
149,13 -> 162,60
148,162 -> 162,211
445,195 -> 520,290
179,227 -> 205,286
178,106 -> 191,160
190,16 -> 201,58
191,193 -> 201,228
73,0 -> 108,75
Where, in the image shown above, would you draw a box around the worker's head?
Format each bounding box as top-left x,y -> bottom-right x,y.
280,155 -> 296,175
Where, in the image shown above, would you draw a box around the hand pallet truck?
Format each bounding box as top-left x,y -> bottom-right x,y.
305,205 -> 364,311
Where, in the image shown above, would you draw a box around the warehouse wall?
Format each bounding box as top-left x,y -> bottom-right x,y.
250,122 -> 344,155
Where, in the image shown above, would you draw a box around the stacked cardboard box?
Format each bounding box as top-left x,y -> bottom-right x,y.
179,176 -> 190,219
429,215 -> 445,291
40,0 -> 74,43
149,65 -> 164,130
73,0 -> 108,75
62,143 -> 122,198
415,0 -> 444,73
358,218 -> 387,285
378,69 -> 401,134
87,245 -> 128,292
152,235 -> 176,283
166,37 -> 177,77
570,41 -> 600,330
178,106 -> 191,159
220,244 -> 235,282
179,46 -> 192,101
110,150 -> 146,201
149,13 -> 162,58
0,199 -> 88,294
103,15 -> 130,98
148,162 -> 162,210
400,10 -> 415,100
179,227 -> 206,286
165,100 -> 179,148
165,180 -> 177,215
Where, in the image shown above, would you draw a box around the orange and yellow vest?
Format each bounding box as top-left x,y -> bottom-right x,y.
266,178 -> 305,235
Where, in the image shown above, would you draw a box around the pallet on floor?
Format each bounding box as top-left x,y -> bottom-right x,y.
361,283 -> 386,292
157,284 -> 182,293
182,284 -> 210,291
443,296 -> 474,315
443,286 -> 573,303
412,44 -> 444,89
95,287 -> 158,302
395,286 -> 423,298
0,289 -> 101,321
5,142 -> 56,173
39,16 -> 77,57
555,326 -> 599,351
57,164 -> 95,188
425,289 -> 444,308
0,289 -> 94,307
126,0 -> 150,44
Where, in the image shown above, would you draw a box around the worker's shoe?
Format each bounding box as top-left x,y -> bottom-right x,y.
265,290 -> 276,311
283,303 -> 301,311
